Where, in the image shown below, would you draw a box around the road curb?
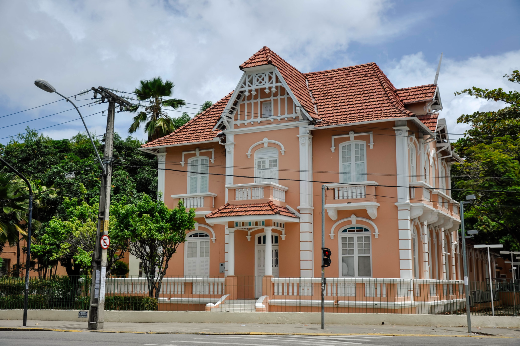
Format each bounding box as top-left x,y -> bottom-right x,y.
0,326 -> 511,338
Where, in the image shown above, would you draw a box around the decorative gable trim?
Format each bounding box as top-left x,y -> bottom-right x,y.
181,148 -> 215,167
331,131 -> 374,152
246,138 -> 286,158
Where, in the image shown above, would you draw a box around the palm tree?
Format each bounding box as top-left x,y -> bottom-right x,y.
129,77 -> 186,142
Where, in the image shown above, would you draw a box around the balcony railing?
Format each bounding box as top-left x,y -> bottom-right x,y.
170,193 -> 217,214
432,190 -> 459,219
324,182 -> 379,220
227,182 -> 288,203
409,181 -> 432,203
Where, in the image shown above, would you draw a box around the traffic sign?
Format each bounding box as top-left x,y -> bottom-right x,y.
100,234 -> 110,249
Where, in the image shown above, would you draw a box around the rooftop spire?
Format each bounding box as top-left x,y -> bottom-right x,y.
434,53 -> 443,85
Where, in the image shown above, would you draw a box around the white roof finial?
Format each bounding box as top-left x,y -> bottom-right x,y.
434,53 -> 443,85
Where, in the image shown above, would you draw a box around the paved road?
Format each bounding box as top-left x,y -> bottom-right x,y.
0,331 -> 518,346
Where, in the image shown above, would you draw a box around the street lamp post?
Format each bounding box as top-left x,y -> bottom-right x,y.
474,244 -> 503,316
500,251 -> 520,316
460,195 -> 476,333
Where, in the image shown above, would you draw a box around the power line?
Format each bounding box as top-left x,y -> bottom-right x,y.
0,101 -> 102,130
0,111 -> 104,140
0,91 -> 93,119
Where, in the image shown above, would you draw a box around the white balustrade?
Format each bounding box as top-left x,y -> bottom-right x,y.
104,277 -> 225,297
334,185 -> 366,199
181,196 -> 205,208
228,183 -> 288,202
236,187 -> 264,200
171,193 -> 216,209
423,187 -> 431,201
273,186 -> 285,202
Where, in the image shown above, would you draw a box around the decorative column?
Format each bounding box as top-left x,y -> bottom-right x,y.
225,134 -> 234,203
395,123 -> 412,279
157,152 -> 166,202
262,227 -> 274,297
298,126 -> 313,278
440,229 -> 447,280
224,227 -> 237,299
422,221 -> 430,279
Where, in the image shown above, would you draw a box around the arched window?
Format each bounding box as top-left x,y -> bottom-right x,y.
340,226 -> 371,277
187,156 -> 209,194
424,152 -> 430,185
409,144 -> 417,182
255,147 -> 278,183
340,141 -> 366,183
184,232 -> 210,277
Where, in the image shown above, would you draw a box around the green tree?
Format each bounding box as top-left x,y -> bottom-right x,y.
129,77 -> 186,142
111,195 -> 195,299
196,101 -> 213,116
31,198 -> 128,278
1,129 -> 157,224
452,70 -> 520,249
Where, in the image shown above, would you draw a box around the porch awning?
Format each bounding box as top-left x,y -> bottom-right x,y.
205,201 -> 299,225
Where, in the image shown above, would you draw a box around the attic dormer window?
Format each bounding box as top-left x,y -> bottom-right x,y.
261,101 -> 273,118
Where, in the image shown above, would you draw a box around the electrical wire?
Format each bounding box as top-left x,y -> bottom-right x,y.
0,90 -> 94,119
0,110 -> 104,140
0,100 -> 102,130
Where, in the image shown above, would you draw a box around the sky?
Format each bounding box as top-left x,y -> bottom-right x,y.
0,0 -> 519,145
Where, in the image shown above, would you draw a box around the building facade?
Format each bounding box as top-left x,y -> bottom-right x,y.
136,47 -> 464,311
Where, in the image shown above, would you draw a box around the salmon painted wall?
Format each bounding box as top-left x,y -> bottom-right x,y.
311,123 -> 401,278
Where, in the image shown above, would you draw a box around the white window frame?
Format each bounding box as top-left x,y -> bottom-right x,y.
339,226 -> 372,278
261,100 -> 273,118
187,155 -> 209,194
439,162 -> 446,193
339,140 -> 367,183
254,147 -> 279,184
184,231 -> 210,277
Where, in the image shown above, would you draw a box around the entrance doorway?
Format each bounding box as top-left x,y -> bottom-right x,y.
255,233 -> 279,297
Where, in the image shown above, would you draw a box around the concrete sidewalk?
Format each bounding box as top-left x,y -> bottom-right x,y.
1,319 -> 519,339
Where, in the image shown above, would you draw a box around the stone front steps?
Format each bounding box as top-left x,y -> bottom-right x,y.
209,299 -> 257,312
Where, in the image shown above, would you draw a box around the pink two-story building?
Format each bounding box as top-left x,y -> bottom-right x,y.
137,47 -> 463,312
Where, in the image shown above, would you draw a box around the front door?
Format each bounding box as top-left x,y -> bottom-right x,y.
255,234 -> 279,297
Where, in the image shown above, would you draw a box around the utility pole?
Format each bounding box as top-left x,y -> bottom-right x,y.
88,87 -> 133,330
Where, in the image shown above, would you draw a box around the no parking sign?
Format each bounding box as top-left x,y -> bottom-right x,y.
100,234 -> 110,249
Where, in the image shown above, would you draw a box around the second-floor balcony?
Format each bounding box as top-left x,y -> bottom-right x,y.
171,192 -> 217,217
324,181 -> 379,220
409,182 -> 460,220
226,182 -> 288,204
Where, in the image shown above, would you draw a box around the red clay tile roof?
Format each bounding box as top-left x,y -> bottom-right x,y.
206,201 -> 298,219
143,47 -> 439,148
142,92 -> 232,148
396,84 -> 437,104
240,46 -> 318,120
417,113 -> 439,132
305,63 -> 413,127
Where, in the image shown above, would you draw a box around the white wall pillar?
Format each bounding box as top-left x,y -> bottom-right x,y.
225,227 -> 235,276
157,152 -> 166,202
298,126 -> 313,278
440,229 -> 447,280
394,124 -> 410,203
224,134 -> 234,203
422,222 -> 430,279
397,205 -> 413,279
264,227 -> 273,276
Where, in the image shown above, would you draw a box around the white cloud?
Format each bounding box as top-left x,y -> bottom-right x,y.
0,0 -> 417,143
384,51 -> 520,139
0,0 -> 517,146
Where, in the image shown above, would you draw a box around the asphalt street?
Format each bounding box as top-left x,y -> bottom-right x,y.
0,331 -> 518,346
